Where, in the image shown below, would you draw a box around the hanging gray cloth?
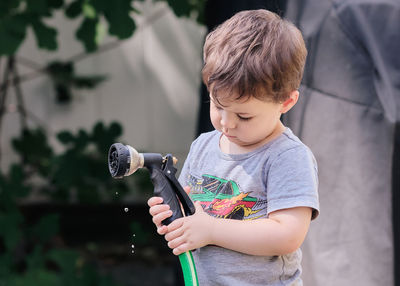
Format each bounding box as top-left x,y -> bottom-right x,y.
284,0 -> 400,285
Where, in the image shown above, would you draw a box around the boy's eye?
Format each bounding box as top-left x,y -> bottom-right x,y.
237,114 -> 252,121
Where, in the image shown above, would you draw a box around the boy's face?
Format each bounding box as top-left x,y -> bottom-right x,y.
210,92 -> 287,151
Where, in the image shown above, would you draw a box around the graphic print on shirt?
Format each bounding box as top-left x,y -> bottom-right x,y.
187,174 -> 267,220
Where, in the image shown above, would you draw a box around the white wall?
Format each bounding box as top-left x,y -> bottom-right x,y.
1,1 -> 206,173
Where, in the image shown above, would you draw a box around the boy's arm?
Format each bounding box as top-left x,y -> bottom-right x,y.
164,204 -> 312,256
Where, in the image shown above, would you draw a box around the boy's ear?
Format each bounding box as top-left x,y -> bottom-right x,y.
280,90 -> 299,114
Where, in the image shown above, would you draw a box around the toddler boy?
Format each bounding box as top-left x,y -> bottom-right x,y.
148,9 -> 319,285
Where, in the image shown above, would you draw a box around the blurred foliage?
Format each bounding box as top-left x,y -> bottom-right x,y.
11,121 -> 152,204
0,1 -> 203,284
46,61 -> 107,103
161,0 -> 205,25
0,0 -> 206,56
0,164 -> 122,286
0,0 -> 206,102
0,121 -> 155,285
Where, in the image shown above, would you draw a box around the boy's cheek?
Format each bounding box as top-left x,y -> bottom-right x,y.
210,113 -> 221,130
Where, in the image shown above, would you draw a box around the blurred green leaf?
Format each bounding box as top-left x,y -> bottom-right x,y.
46,61 -> 74,82
51,150 -> 87,188
12,128 -> 53,176
108,122 -> 123,139
9,164 -> 30,198
0,165 -> 30,210
0,212 -> 23,251
166,0 -> 192,18
92,121 -> 105,136
46,0 -> 64,9
57,130 -> 75,144
26,245 -> 45,270
31,18 -> 58,50
0,253 -> 13,277
12,128 -> 53,159
92,121 -> 123,153
95,21 -> 106,44
73,74 -> 107,88
103,0 -> 136,39
80,260 -> 120,286
26,0 -> 48,14
47,248 -> 79,276
0,15 -> 27,55
76,129 -> 90,149
82,2 -> 96,19
164,0 -> 206,24
0,0 -> 21,18
65,0 -> 83,18
30,214 -> 60,243
13,269 -> 60,286
76,16 -> 98,52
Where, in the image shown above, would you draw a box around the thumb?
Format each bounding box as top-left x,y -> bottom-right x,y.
194,201 -> 204,212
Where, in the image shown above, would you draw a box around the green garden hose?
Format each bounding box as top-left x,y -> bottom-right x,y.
179,251 -> 199,286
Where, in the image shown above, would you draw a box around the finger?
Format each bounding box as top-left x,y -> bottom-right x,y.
149,204 -> 170,216
147,196 -> 163,207
183,186 -> 191,195
194,201 -> 203,212
164,224 -> 185,242
173,243 -> 190,256
152,210 -> 173,226
166,217 -> 184,232
157,225 -> 168,235
168,235 -> 186,249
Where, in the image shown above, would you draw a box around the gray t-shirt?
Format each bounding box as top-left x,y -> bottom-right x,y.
178,128 -> 319,286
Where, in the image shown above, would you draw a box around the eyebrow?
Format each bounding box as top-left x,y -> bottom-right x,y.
211,99 -> 254,114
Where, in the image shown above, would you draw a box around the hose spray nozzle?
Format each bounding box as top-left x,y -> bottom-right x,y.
108,143 -> 178,178
108,143 -> 195,225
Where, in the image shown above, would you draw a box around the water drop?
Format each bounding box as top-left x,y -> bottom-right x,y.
131,250 -> 135,254
131,244 -> 135,249
115,192 -> 119,195
124,208 -> 129,212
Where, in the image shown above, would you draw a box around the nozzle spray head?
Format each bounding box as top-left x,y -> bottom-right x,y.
108,143 -> 171,178
108,143 -> 144,178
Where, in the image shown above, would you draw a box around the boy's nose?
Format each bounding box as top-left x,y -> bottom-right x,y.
220,111 -> 236,129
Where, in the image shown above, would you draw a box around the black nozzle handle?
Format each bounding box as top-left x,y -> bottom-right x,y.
163,155 -> 195,218
148,166 -> 183,225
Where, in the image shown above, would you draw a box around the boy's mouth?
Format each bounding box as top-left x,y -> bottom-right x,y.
224,133 -> 236,139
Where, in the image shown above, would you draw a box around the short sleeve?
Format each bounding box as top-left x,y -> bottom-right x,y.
178,134 -> 202,187
178,146 -> 193,187
266,146 -> 319,220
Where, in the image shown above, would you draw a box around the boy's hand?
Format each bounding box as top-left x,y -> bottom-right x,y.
147,186 -> 192,236
164,201 -> 215,255
147,196 -> 172,235
148,186 -> 215,255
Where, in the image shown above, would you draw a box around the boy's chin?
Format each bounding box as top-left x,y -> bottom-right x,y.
226,137 -> 257,148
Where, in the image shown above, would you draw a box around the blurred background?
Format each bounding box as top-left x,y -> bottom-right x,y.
0,0 -> 399,285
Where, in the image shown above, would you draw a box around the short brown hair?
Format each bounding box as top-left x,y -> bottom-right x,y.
202,9 -> 307,103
